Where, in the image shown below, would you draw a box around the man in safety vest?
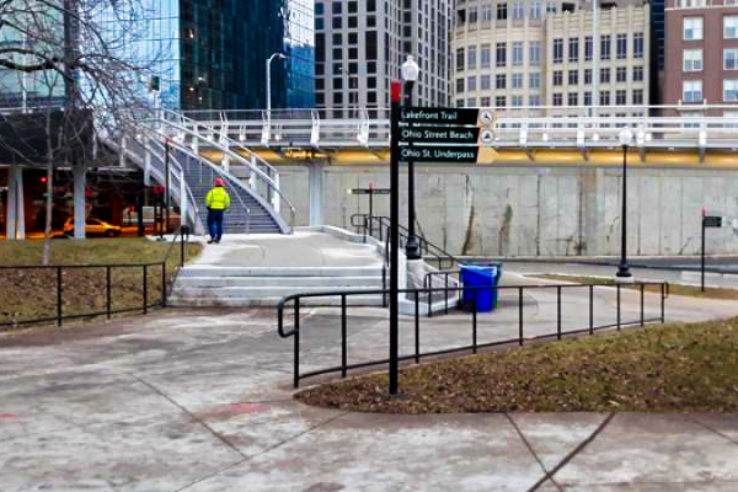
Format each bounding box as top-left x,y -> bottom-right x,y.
205,178 -> 231,244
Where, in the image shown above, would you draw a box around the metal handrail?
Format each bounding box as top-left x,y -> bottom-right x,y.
276,281 -> 669,387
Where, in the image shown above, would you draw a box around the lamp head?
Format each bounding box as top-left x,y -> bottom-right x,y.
618,129 -> 634,146
401,55 -> 419,83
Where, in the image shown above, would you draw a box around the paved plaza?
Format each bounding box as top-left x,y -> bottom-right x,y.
2,263 -> 738,490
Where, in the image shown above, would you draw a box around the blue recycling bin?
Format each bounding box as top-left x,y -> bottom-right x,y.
460,262 -> 503,313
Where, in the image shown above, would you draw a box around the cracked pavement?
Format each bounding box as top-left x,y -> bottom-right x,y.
1,296 -> 738,490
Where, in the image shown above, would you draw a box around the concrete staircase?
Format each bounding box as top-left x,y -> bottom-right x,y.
169,265 -> 386,307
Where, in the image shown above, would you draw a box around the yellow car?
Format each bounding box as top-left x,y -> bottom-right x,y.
64,218 -> 122,237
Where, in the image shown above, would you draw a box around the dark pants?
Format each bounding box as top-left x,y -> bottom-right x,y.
207,209 -> 225,241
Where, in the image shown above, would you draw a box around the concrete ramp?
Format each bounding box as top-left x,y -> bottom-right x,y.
170,228 -> 387,306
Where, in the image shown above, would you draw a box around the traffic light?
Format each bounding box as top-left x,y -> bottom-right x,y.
150,75 -> 160,92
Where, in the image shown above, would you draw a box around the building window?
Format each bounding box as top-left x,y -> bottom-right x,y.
683,49 -> 703,72
616,34 -> 627,60
481,44 -> 491,68
725,16 -> 738,39
553,38 -> 563,63
495,96 -> 506,107
456,78 -> 464,93
468,8 -> 478,24
584,69 -> 592,84
468,76 -> 477,91
724,79 -> 738,101
584,91 -> 592,106
456,99 -> 464,108
600,67 -> 610,83
553,93 -> 563,106
512,73 -> 523,88
480,75 -> 491,90
683,80 -> 703,102
332,1 -> 341,14
481,6 -> 493,21
481,97 -> 491,107
512,41 -> 523,65
467,98 -> 477,107
616,67 -> 627,83
529,41 -> 541,65
633,33 -> 644,59
497,3 -> 508,20
568,70 -> 579,85
600,91 -> 611,105
530,1 -> 541,20
512,95 -> 523,106
496,42 -> 507,66
512,2 -> 525,20
568,93 -> 578,106
632,89 -> 644,105
529,95 -> 542,106
616,90 -> 627,105
684,17 -> 703,41
569,38 -> 579,62
600,35 -> 611,60
496,74 -> 506,89
467,46 -> 477,69
585,36 -> 593,61
553,70 -> 563,86
680,0 -> 706,6
633,66 -> 644,82
725,49 -> 738,70
456,48 -> 465,71
529,72 -> 541,89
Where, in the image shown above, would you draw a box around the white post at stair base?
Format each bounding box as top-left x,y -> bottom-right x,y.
179,169 -> 187,229
73,163 -> 86,239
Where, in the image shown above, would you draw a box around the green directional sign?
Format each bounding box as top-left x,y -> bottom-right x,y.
401,107 -> 480,126
703,216 -> 722,228
399,145 -> 479,163
399,125 -> 480,145
348,188 -> 391,195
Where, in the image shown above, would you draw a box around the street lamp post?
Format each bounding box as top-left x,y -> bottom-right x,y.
401,55 -> 421,260
616,129 -> 633,279
266,53 -> 288,139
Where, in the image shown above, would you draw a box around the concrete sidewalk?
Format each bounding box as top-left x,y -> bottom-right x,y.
1,291 -> 737,490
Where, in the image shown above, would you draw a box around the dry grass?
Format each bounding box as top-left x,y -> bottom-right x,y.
0,238 -> 202,327
296,319 -> 738,413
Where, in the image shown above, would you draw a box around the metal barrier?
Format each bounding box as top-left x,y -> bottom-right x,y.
0,229 -> 190,329
277,281 -> 669,388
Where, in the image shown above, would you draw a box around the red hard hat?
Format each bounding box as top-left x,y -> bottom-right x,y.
214,178 -> 225,186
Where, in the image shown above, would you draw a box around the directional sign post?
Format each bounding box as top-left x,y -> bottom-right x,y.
348,185 -> 390,237
701,214 -> 723,291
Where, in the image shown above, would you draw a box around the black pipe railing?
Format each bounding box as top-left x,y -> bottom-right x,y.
277,281 -> 669,388
0,228 -> 190,330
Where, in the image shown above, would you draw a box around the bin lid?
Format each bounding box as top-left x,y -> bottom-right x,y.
460,264 -> 499,277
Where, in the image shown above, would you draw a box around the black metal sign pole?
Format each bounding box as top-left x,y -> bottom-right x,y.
165,139 -> 171,235
369,183 -> 374,238
389,81 -> 401,395
701,214 -> 706,292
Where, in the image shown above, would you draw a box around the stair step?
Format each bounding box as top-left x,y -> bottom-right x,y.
168,294 -> 387,307
176,276 -> 384,288
178,266 -> 384,278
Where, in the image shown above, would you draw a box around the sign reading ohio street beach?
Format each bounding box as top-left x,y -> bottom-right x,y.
397,107 -> 491,163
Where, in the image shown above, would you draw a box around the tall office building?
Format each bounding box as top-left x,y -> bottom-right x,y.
314,0 -> 452,118
453,0 -> 649,115
285,0 -> 317,108
663,0 -> 738,116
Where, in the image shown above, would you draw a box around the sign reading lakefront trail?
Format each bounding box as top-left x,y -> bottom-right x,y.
397,107 -> 490,163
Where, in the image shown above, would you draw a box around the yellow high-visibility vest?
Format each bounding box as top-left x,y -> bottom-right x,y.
206,186 -> 231,210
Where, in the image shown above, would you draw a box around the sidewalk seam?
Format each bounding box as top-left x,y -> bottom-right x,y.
505,413 -> 563,492
687,415 -> 738,445
528,412 -> 615,492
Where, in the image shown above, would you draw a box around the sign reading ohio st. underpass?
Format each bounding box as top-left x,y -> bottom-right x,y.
397,107 -> 491,163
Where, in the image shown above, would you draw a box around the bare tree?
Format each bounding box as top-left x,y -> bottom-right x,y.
0,0 -> 165,262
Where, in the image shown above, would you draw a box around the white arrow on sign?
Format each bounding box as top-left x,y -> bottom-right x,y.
481,130 -> 494,144
480,110 -> 494,126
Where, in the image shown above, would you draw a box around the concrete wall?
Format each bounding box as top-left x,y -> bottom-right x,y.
278,164 -> 738,257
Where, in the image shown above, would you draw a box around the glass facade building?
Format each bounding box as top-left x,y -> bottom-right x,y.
284,0 -> 316,108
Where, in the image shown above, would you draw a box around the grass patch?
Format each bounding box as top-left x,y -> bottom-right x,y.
0,238 -> 202,327
530,273 -> 738,300
296,319 -> 738,413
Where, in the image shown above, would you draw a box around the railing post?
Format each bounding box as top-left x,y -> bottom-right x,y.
56,266 -> 63,327
143,265 -> 148,314
640,283 -> 645,327
557,286 -> 562,340
472,288 -> 478,354
106,266 -> 112,320
341,294 -> 347,378
161,262 -> 167,307
518,287 -> 524,346
444,272 -> 449,315
415,290 -> 420,363
661,283 -> 666,323
616,283 -> 621,331
180,231 -> 185,268
589,284 -> 594,335
427,276 -> 433,318
294,298 -> 300,388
